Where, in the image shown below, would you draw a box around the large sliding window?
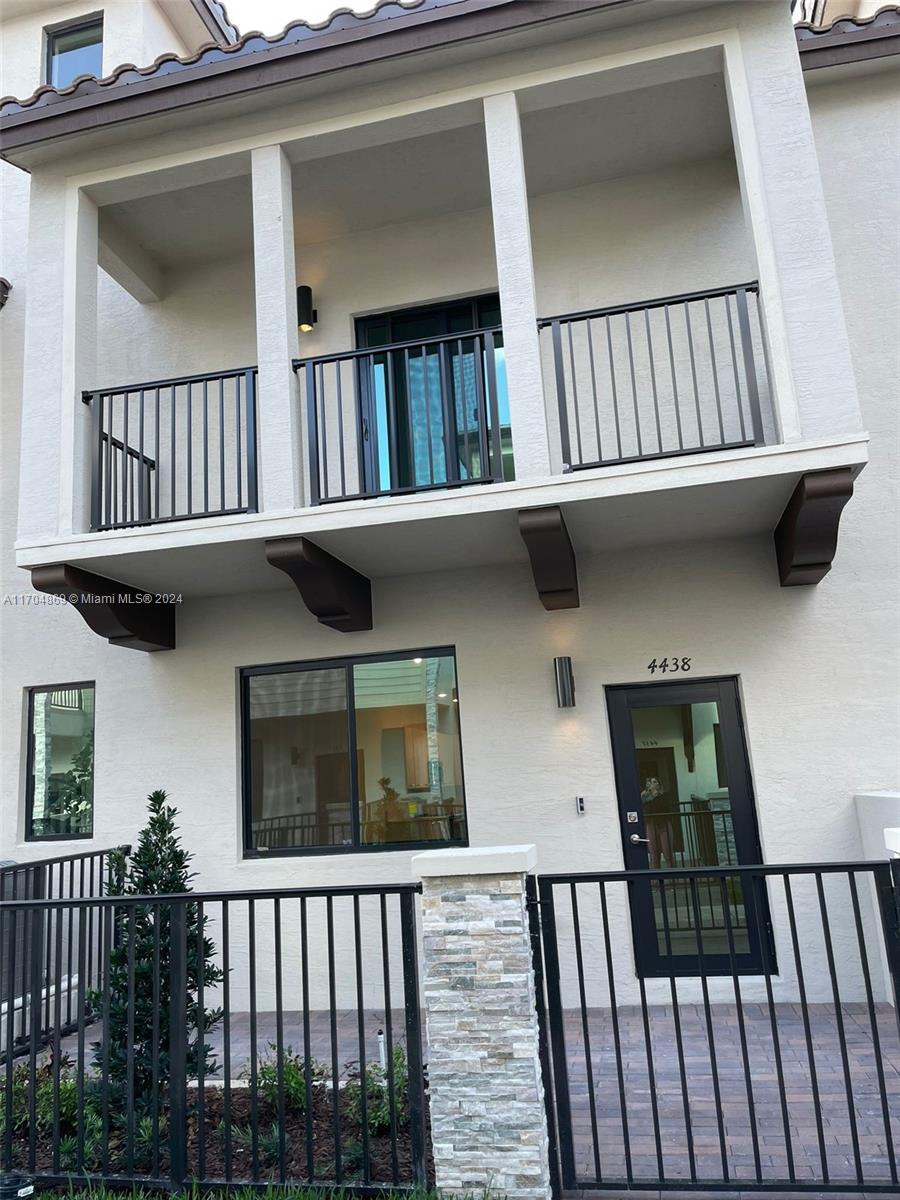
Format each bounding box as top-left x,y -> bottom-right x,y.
26,683 -> 95,841
242,649 -> 467,855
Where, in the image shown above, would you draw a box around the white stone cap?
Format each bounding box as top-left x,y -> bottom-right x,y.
855,790 -> 900,804
411,844 -> 537,879
885,828 -> 900,858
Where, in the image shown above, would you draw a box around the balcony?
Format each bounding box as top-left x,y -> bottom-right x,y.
77,280 -> 772,530
14,49 -> 867,622
294,324 -> 511,505
82,368 -> 258,531
540,282 -> 771,474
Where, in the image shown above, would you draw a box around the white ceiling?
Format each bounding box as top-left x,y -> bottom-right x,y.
99,73 -> 733,270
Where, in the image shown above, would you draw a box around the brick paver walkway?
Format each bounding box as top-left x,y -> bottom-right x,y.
560,1002 -> 900,1189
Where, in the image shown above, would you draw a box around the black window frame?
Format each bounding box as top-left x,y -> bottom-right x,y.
44,13 -> 103,88
240,646 -> 469,859
25,680 -> 96,843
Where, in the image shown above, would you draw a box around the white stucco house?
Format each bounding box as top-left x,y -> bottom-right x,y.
2,0 -> 897,931
0,1 -> 898,1193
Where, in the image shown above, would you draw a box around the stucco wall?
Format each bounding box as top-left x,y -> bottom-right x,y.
2,536 -> 894,1004
91,155 -> 753,385
0,0 -> 189,102
1,9 -> 897,1008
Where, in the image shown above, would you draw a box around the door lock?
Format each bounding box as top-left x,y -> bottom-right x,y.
629,833 -> 649,845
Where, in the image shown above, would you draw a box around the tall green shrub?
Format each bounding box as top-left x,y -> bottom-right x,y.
90,789 -> 223,1112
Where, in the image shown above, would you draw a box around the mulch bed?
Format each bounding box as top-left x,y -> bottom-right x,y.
185,1084 -> 435,1185
18,1085 -> 434,1187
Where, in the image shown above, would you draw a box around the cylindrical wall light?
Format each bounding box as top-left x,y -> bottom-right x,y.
296,285 -> 318,332
554,656 -> 576,708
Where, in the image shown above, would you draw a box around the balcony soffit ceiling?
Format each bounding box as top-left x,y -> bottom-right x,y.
97,73 -> 732,269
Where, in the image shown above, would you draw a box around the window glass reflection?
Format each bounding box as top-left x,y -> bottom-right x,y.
354,655 -> 465,846
244,652 -> 467,854
28,685 -> 95,839
248,668 -> 352,851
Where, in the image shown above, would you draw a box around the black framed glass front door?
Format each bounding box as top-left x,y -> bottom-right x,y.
355,295 -> 512,494
607,676 -> 773,977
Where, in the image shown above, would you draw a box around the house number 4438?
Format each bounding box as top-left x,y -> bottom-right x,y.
647,656 -> 692,674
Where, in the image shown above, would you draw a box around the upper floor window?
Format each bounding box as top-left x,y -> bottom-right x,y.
242,649 -> 467,855
45,16 -> 103,89
26,683 -> 95,841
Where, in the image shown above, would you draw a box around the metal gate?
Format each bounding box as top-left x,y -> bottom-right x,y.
531,861 -> 900,1194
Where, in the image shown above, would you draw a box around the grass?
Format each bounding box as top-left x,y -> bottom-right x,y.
57,1186 -> 498,1200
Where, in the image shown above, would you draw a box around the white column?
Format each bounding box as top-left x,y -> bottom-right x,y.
18,176 -> 97,541
251,144 -> 302,511
61,185 -> 98,536
483,93 -> 552,480
724,12 -> 863,442
412,844 -> 552,1200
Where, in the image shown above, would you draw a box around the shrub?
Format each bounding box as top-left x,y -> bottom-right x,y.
89,789 -> 224,1114
345,1043 -> 409,1136
254,1043 -> 328,1115
0,1052 -> 80,1139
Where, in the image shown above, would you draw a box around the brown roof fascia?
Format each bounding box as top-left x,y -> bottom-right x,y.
0,0 -> 632,155
796,5 -> 900,70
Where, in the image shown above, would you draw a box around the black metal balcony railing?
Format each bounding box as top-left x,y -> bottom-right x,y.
539,282 -> 770,472
82,368 -> 258,531
293,327 -> 509,504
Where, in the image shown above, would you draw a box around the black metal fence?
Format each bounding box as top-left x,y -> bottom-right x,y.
535,860 -> 900,1194
0,848 -> 125,1064
83,368 -> 258,530
294,327 -> 507,503
1,881 -> 428,1191
539,283 -> 771,472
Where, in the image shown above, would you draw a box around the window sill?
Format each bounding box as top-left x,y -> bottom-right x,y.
243,836 -> 469,860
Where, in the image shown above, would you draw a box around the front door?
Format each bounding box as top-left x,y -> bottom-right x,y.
607,676 -> 772,976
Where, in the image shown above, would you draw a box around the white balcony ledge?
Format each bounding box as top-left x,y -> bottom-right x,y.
15,433 -> 868,598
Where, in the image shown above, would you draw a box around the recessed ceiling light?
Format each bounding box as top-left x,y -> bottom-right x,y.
413,657 -> 423,664
438,692 -> 448,698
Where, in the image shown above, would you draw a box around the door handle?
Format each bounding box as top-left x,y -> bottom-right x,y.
629,834 -> 649,845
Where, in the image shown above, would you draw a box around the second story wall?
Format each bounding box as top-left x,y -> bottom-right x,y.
1,0 -> 193,102
90,152 -> 756,429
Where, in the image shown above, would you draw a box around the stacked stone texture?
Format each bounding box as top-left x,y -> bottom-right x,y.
420,870 -> 552,1199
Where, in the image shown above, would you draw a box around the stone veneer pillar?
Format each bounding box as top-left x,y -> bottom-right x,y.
411,844 -> 552,1200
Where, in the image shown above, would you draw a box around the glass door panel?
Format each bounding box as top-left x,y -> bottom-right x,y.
356,295 -> 511,494
607,678 -> 771,976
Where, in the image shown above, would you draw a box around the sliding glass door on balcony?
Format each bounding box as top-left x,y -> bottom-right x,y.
297,294 -> 512,503
356,295 -> 511,495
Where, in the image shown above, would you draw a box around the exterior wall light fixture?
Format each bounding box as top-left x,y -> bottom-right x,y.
296,285 -> 318,332
554,656 -> 576,707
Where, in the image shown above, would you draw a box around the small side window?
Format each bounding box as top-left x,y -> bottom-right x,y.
45,16 -> 103,89
26,684 -> 95,840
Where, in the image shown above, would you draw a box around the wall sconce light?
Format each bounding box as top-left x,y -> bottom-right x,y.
296,285 -> 317,333
554,656 -> 576,708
